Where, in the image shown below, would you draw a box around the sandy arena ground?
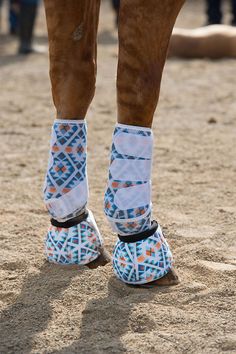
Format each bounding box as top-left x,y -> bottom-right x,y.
0,1 -> 236,353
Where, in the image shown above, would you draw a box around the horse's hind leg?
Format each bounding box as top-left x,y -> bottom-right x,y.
43,0 -> 110,268
104,0 -> 185,286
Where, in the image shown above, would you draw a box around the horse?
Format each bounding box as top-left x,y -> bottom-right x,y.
43,0 -> 185,287
169,25 -> 236,59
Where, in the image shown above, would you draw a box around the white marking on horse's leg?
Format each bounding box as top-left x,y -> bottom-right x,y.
73,23 -> 84,41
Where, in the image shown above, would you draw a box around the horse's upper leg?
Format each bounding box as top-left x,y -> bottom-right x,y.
44,0 -> 101,118
117,0 -> 185,127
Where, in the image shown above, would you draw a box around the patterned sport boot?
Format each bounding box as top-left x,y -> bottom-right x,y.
44,119 -> 105,266
45,209 -> 103,265
105,123 -> 174,284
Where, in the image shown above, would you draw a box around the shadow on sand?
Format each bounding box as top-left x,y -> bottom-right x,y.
0,262 -> 79,354
0,262 -> 176,353
54,277 -> 175,354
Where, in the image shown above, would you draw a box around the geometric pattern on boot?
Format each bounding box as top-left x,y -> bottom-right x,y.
104,124 -> 153,235
113,224 -> 173,285
44,119 -> 88,220
45,210 -> 103,266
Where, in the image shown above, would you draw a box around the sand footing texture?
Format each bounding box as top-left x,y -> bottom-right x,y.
0,1 -> 235,353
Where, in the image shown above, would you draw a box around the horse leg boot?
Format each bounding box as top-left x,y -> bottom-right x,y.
43,0 -> 110,268
104,0 -> 185,285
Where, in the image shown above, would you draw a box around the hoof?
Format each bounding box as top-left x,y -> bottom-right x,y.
136,268 -> 180,288
86,247 -> 111,269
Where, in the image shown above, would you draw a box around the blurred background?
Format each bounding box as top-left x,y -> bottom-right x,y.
0,0 -> 236,57
0,2 -> 236,354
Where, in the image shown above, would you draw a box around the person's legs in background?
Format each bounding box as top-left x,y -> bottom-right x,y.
104,0 -> 185,285
231,0 -> 236,25
111,0 -> 120,26
0,0 -> 3,31
9,0 -> 20,35
19,0 -> 39,54
206,0 -> 222,24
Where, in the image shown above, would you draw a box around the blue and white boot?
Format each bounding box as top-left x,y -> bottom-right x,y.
105,124 -> 178,285
45,209 -> 104,266
44,119 -> 110,267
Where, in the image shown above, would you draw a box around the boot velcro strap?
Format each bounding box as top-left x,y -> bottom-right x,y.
50,210 -> 89,228
118,220 -> 158,243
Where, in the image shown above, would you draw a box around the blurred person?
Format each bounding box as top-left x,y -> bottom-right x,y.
206,0 -> 236,26
0,0 -> 20,35
0,0 -> 2,31
111,0 -> 120,26
9,0 -> 19,35
18,0 -> 39,54
9,0 -> 20,35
